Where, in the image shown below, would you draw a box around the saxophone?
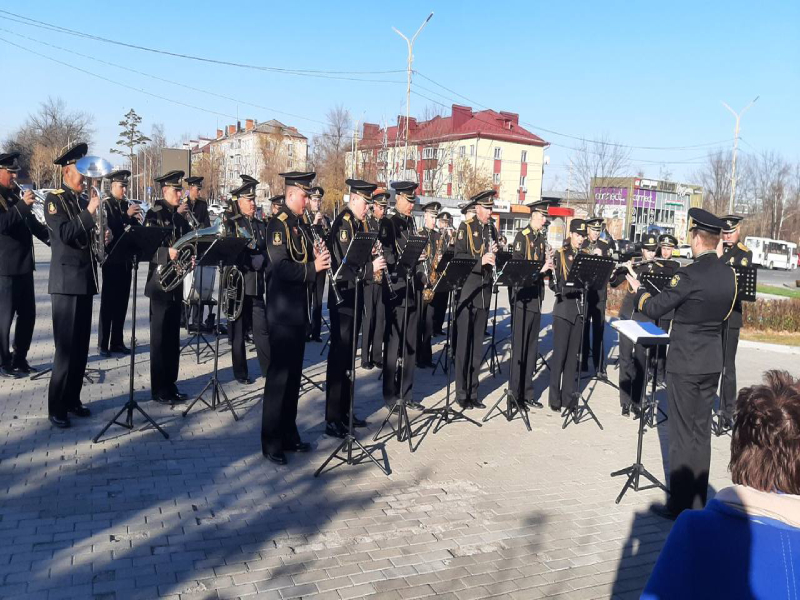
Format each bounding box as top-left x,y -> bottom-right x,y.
422,231 -> 444,303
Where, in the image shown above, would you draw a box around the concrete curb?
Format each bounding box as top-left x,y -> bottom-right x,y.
739,339 -> 800,354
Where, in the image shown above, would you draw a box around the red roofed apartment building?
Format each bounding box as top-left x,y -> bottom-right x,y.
348,104 -> 549,209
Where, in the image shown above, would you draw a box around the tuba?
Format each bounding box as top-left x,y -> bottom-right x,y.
158,220 -> 228,292
75,155 -> 113,265
220,203 -> 256,320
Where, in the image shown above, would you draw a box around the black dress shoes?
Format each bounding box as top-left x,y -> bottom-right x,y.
0,364 -> 21,379
263,450 -> 288,465
110,345 -> 131,355
525,399 -> 543,409
68,406 -> 91,418
472,400 -> 486,409
236,377 -> 254,385
374,361 -> 383,369
362,361 -> 374,370
632,404 -> 642,420
98,347 -> 112,358
325,421 -> 348,439
407,400 -> 425,411
283,441 -> 312,453
621,405 -> 631,417
11,359 -> 37,374
649,503 -> 678,521
549,404 -> 561,412
344,414 -> 368,428
49,415 -> 71,428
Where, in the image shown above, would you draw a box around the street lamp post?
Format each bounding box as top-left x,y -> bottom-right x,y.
393,12 -> 433,180
723,96 -> 758,214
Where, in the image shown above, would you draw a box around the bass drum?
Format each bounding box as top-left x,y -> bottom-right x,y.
183,266 -> 216,304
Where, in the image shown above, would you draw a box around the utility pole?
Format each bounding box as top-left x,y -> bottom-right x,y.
393,12 -> 433,180
723,96 -> 759,214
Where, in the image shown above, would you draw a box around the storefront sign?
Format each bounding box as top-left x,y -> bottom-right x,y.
633,188 -> 656,208
593,187 -> 628,206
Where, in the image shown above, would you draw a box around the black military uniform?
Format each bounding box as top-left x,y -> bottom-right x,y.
509,200 -> 551,408
581,217 -> 613,374
382,181 -> 423,409
97,170 -> 136,356
430,211 -> 454,336
44,143 -> 96,427
226,179 -> 270,383
262,172 -> 318,465
609,234 -> 677,416
0,152 -> 50,377
324,180 -> 378,437
654,234 -> 680,381
718,215 -> 752,423
307,186 -> 329,342
144,170 -> 192,403
548,219 -> 590,412
361,192 -> 388,369
453,191 -> 497,409
636,208 -> 736,518
184,176 -> 210,331
416,201 -> 442,368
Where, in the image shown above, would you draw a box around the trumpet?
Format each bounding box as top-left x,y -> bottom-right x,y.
304,209 -> 342,305
183,198 -> 201,229
12,181 -> 47,225
128,198 -> 150,224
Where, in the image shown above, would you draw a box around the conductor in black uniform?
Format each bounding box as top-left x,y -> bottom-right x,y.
0,152 -> 49,378
324,179 -> 386,438
382,181 -> 425,410
716,214 -> 752,428
361,190 -> 389,369
226,177 -> 270,384
416,201 -> 441,369
628,208 -> 736,518
306,186 -> 329,342
144,170 -> 193,404
581,217 -> 613,376
548,219 -> 589,414
453,190 -> 499,409
509,199 -> 554,409
97,170 -> 138,357
44,142 -> 102,428
262,171 -> 330,465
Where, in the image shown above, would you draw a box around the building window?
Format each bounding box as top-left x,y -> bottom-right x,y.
459,146 -> 465,157
470,145 -> 475,156
519,175 -> 526,189
287,143 -> 294,157
423,169 -> 432,182
494,147 -> 502,160
423,147 -> 438,160
520,150 -> 527,163
493,173 -> 500,185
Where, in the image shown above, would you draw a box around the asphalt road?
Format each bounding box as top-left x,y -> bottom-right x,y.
754,264 -> 800,287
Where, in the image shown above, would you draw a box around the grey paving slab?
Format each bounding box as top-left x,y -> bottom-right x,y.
0,242 -> 797,599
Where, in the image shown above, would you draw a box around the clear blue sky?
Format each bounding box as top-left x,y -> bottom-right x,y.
1,0 -> 798,188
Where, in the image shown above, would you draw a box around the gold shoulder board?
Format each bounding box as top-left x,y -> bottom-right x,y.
277,212 -> 288,222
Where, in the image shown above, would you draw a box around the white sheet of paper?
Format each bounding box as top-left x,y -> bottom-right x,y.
612,319 -> 669,345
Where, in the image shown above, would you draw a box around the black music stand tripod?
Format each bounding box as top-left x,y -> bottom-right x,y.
563,254 -> 615,430
611,320 -> 670,503
712,264 -> 756,437
481,251 -> 511,377
639,272 -> 674,427
94,225 -> 171,442
431,250 -> 454,375
316,232 -> 388,476
373,235 -> 427,451
182,237 -> 249,421
422,258 -> 483,434
483,259 -> 542,431
181,249 -> 216,364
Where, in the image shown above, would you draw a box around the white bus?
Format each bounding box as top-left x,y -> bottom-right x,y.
745,236 -> 798,270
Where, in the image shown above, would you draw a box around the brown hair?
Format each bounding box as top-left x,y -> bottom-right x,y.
729,370 -> 800,494
692,229 -> 720,249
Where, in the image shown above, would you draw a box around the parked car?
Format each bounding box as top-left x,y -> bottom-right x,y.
674,244 -> 692,259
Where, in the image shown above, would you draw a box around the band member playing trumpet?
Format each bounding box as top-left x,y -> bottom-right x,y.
0,152 -> 49,378
145,170 -> 193,404
416,201 -> 441,369
262,171 -> 329,465
361,190 -> 389,370
324,179 -> 386,438
307,186 -> 329,342
509,199 -> 554,409
97,170 -> 138,357
44,143 -> 101,427
453,190 -> 498,410
226,177 -> 270,384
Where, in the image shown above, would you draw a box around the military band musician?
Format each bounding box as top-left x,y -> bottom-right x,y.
361,190 -> 389,370
416,201 -> 441,369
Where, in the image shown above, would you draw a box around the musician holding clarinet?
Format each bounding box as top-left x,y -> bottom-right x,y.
360,190 -> 389,370
306,186 -> 329,343
324,179 -> 386,439
0,152 -> 49,379
453,190 -> 498,410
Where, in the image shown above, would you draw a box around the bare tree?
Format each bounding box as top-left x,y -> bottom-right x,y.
193,151 -> 224,202
572,134 -> 631,215
258,128 -> 291,198
458,158 -> 495,200
312,105 -> 352,214
28,144 -> 52,189
4,96 -> 95,187
744,151 -> 791,239
692,150 -> 733,215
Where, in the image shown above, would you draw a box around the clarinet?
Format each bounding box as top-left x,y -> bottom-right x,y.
304,210 -> 343,305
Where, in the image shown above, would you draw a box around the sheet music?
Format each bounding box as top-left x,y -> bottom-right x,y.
612,319 -> 670,345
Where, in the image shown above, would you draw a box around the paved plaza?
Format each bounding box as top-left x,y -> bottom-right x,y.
1,242 -> 798,600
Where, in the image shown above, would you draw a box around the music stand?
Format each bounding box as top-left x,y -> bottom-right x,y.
563,254 -> 615,430
93,225 -> 171,442
610,319 -> 670,503
373,235 -> 427,452
712,264 -> 757,436
483,260 -> 543,431
181,248 -> 216,363
431,249 -> 454,375
639,272 -> 673,426
182,236 -> 249,421
422,258 -> 483,434
481,250 -> 512,376
316,232 -> 388,476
